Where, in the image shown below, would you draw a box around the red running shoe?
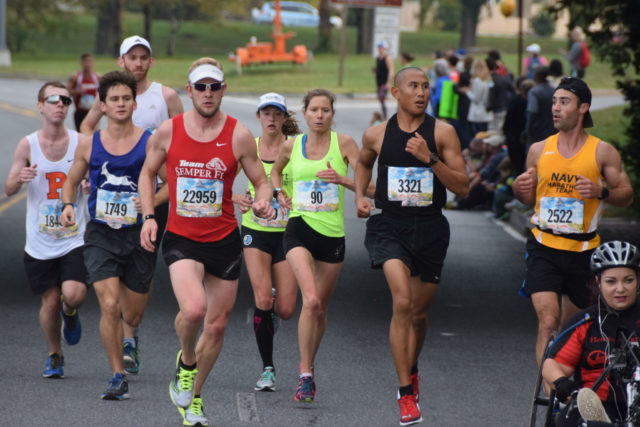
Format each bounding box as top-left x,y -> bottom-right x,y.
411,372 -> 421,402
398,392 -> 423,426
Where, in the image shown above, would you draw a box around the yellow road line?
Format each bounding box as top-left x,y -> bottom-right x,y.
0,191 -> 27,213
0,102 -> 37,117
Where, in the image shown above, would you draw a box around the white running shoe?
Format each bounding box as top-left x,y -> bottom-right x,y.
577,388 -> 611,423
255,366 -> 276,391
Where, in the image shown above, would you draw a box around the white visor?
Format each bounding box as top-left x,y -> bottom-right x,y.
189,64 -> 224,84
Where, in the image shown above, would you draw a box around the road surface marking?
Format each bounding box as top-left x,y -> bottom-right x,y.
0,191 -> 27,213
0,103 -> 37,117
237,392 -> 260,422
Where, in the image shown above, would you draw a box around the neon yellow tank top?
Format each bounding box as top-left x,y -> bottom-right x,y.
531,133 -> 605,252
289,132 -> 347,237
242,137 -> 291,232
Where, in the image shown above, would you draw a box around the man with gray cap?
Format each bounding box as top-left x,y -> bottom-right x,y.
81,35 -> 183,376
512,77 -> 634,368
80,35 -> 183,134
137,57 -> 274,426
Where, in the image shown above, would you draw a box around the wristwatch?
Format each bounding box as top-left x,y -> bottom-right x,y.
273,187 -> 282,199
143,214 -> 157,222
426,152 -> 439,167
597,187 -> 610,200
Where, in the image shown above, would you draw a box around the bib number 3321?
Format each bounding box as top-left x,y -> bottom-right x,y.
388,166 -> 434,207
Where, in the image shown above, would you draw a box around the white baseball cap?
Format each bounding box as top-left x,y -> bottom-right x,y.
526,43 -> 541,54
257,93 -> 287,112
120,35 -> 152,57
188,64 -> 224,84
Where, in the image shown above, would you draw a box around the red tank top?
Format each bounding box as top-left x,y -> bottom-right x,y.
166,113 -> 238,242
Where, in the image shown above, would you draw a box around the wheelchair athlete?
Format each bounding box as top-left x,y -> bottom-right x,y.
542,240 -> 640,426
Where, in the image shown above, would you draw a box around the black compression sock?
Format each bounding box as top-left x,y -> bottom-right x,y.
399,384 -> 414,397
410,365 -> 418,375
253,307 -> 274,368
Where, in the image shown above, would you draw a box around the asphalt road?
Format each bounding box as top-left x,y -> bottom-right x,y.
0,77 -> 545,427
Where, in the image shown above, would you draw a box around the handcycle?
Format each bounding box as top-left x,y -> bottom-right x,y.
529,314 -> 640,426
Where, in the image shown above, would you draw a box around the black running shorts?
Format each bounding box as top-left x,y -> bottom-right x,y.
522,234 -> 595,309
83,221 -> 156,293
241,226 -> 286,264
282,216 -> 345,264
162,228 -> 243,280
364,212 -> 450,283
23,246 -> 87,295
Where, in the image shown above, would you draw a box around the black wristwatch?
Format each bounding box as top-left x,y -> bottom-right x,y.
273,187 -> 282,199
143,214 -> 157,222
598,187 -> 610,200
426,152 -> 439,167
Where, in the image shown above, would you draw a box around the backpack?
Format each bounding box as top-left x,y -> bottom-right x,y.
580,42 -> 591,68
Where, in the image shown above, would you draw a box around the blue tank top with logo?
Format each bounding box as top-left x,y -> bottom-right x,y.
88,130 -> 150,228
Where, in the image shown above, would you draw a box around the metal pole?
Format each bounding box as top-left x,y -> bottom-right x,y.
337,6 -> 348,87
517,0 -> 523,76
0,0 -> 11,66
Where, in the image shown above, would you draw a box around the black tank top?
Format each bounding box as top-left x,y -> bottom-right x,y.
376,56 -> 389,87
375,114 -> 446,217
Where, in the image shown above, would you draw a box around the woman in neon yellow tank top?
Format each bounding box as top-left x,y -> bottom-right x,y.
271,89 -> 375,403
232,93 -> 301,392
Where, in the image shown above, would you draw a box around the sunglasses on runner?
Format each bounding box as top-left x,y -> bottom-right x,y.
43,95 -> 73,106
191,82 -> 223,92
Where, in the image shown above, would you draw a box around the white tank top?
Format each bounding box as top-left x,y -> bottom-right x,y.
133,81 -> 170,133
25,129 -> 87,259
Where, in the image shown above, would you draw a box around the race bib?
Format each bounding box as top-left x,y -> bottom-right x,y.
38,201 -> 78,239
78,94 -> 95,110
296,180 -> 339,212
95,189 -> 138,229
388,167 -> 434,207
252,197 -> 289,228
176,177 -> 222,217
539,197 -> 584,234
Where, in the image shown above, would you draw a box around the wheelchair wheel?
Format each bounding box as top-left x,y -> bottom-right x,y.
529,335 -> 557,427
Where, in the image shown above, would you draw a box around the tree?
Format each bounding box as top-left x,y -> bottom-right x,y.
459,0 -> 487,49
6,0 -> 73,52
94,0 -> 123,57
317,0 -> 332,53
552,0 -> 640,210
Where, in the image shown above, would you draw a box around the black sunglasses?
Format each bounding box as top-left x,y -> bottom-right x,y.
43,95 -> 73,106
191,82 -> 223,92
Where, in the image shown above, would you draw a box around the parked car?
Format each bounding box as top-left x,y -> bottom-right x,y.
251,1 -> 342,28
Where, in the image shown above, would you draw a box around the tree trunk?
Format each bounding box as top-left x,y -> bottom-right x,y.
95,1 -> 111,55
110,0 -> 123,58
459,2 -> 481,49
355,8 -> 374,55
167,6 -> 178,56
143,3 -> 152,43
317,0 -> 332,53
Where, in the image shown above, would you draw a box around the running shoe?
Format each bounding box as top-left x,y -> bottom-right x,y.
170,350 -> 197,409
411,372 -> 421,402
398,392 -> 423,426
60,307 -> 81,346
255,366 -> 276,391
42,353 -> 64,378
123,340 -> 140,374
100,372 -> 129,400
178,396 -> 208,426
294,376 -> 315,403
577,388 -> 611,423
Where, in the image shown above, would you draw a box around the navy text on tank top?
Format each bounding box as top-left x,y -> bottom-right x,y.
375,113 -> 446,217
88,130 -> 151,228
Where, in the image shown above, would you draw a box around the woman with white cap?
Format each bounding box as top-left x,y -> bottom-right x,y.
233,93 -> 301,392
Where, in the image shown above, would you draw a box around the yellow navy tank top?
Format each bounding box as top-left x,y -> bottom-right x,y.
531,133 -> 605,252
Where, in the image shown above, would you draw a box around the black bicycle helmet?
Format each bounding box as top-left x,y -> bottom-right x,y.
590,240 -> 640,274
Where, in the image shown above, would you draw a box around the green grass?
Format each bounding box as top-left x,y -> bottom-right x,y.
0,12 -> 628,93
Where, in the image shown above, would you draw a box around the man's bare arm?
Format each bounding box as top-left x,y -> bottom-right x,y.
79,97 -> 103,135
5,137 -> 32,196
162,86 -> 184,118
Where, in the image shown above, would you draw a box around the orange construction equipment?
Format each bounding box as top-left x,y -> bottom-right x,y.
231,0 -> 308,73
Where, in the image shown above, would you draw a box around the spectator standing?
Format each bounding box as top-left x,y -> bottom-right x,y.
374,41 -> 394,119
463,60 -> 493,136
452,56 -> 474,150
525,67 -> 556,149
523,43 -> 549,79
548,59 -> 564,88
504,77 -> 534,174
486,57 -> 511,133
487,49 -> 509,79
562,27 -> 588,79
430,58 -> 452,119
